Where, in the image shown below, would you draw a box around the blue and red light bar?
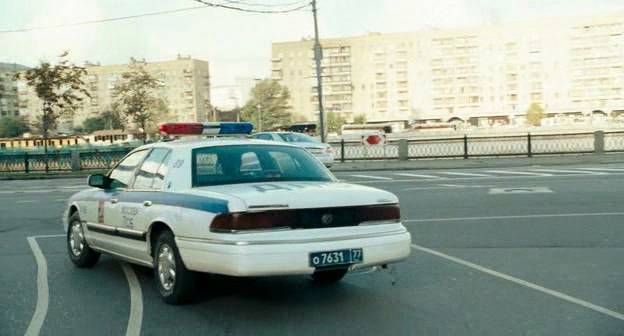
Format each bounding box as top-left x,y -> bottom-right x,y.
159,122 -> 254,136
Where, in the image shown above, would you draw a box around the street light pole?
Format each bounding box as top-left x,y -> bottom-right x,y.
312,0 -> 325,142
256,103 -> 263,131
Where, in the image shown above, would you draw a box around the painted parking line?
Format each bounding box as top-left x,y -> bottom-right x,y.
25,237 -> 53,336
26,235 -> 143,336
436,171 -> 493,177
394,173 -> 441,179
120,263 -> 143,336
485,170 -> 553,176
403,211 -> 624,223
349,174 -> 394,180
411,244 -> 624,321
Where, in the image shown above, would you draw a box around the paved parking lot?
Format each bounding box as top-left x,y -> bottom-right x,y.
2,163 -> 624,335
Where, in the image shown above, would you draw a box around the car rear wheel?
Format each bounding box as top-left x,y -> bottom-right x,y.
311,267 -> 348,284
153,230 -> 196,304
67,212 -> 100,268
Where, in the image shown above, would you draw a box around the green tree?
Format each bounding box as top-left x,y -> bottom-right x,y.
113,65 -> 163,142
241,79 -> 291,131
526,103 -> 545,126
81,110 -> 125,134
326,112 -> 346,133
0,116 -> 30,138
353,114 -> 367,124
18,51 -> 89,171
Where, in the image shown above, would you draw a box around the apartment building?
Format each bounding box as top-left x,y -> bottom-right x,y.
0,63 -> 29,119
271,12 -> 624,126
17,55 -> 210,131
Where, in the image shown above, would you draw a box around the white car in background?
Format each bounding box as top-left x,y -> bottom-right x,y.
251,132 -> 335,167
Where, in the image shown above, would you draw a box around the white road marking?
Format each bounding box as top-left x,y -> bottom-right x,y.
529,169 -> 605,175
485,170 -> 553,176
576,167 -> 624,172
394,173 -> 441,179
349,174 -> 394,180
489,187 -> 553,194
403,185 -> 495,191
403,212 -> 624,223
120,262 -> 143,336
437,171 -> 493,177
31,234 -> 65,238
348,172 -> 624,184
17,200 -> 37,203
25,237 -> 49,336
411,244 -> 624,321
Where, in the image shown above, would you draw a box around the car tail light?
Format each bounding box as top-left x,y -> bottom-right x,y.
210,204 -> 400,233
211,211 -> 298,233
354,204 -> 400,224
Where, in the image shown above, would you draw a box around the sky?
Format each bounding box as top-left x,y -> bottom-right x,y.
1,0 -> 623,86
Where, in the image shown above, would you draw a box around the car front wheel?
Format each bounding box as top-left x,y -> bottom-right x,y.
67,212 -> 100,268
153,230 -> 196,304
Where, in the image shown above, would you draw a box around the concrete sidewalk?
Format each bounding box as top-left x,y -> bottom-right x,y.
329,152 -> 624,171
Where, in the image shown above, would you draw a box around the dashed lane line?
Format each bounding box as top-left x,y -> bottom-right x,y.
120,262 -> 143,336
403,211 -> 624,223
529,169 -> 606,175
347,172 -> 624,184
576,167 -> 624,172
349,174 -> 394,180
394,173 -> 441,179
411,243 -> 624,322
17,200 -> 37,203
436,171 -> 493,177
484,170 -> 553,176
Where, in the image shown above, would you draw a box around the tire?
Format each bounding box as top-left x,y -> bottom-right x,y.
311,268 -> 348,284
67,212 -> 100,268
153,230 -> 196,304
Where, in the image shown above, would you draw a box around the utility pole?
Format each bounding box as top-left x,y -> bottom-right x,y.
312,0 -> 325,142
257,103 -> 263,131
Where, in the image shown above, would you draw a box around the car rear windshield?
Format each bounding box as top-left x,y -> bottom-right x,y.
277,133 -> 319,143
192,144 -> 334,187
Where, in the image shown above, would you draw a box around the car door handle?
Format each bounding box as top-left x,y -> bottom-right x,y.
143,201 -> 152,207
110,198 -> 119,204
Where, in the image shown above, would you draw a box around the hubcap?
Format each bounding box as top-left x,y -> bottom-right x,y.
69,221 -> 85,256
157,244 -> 176,291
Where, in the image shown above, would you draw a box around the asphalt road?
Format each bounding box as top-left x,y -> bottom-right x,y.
2,163 -> 624,335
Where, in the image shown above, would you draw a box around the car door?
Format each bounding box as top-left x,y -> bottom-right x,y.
93,149 -> 150,253
111,148 -> 171,263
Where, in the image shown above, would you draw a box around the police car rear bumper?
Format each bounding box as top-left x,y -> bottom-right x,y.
175,228 -> 411,276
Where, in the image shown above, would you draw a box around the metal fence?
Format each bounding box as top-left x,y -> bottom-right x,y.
330,131 -> 624,161
0,148 -> 130,173
1,131 -> 623,173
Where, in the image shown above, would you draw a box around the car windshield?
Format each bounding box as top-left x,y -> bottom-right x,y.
277,133 -> 319,143
192,144 -> 334,187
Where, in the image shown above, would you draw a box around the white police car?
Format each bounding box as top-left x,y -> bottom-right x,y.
63,122 -> 411,304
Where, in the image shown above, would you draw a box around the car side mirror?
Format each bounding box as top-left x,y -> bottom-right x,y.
88,174 -> 111,189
